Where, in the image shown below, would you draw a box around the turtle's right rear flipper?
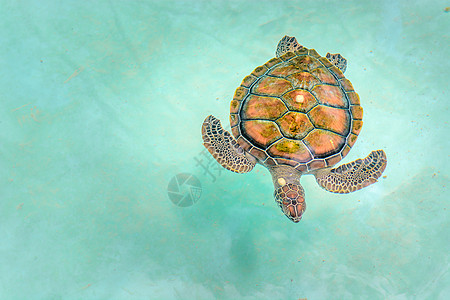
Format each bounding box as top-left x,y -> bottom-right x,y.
326,53 -> 347,73
314,150 -> 387,193
201,115 -> 256,174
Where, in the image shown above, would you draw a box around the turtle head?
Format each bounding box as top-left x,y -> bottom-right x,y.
274,180 -> 306,223
269,166 -> 306,222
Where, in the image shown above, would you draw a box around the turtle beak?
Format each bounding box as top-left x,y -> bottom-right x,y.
283,196 -> 306,223
274,183 -> 306,223
285,200 -> 306,223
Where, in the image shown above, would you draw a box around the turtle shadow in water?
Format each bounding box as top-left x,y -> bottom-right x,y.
366,166 -> 446,229
357,167 -> 448,296
229,226 -> 257,274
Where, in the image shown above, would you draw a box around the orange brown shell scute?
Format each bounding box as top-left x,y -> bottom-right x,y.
230,48 -> 363,173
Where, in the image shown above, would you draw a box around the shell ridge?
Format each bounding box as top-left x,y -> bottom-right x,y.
263,135 -> 285,151
274,109 -> 292,122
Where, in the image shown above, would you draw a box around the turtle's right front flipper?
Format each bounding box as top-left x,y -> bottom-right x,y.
314,150 -> 387,193
202,115 -> 256,173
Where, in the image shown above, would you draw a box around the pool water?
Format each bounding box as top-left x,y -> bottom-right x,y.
1,0 -> 449,299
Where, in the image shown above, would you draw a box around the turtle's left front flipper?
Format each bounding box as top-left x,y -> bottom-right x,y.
202,115 -> 256,174
314,150 -> 387,194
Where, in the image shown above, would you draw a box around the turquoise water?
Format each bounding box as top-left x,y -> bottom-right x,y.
1,0 -> 449,299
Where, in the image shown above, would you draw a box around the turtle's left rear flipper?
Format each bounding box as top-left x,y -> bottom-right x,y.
202,115 -> 256,174
313,150 -> 387,194
276,36 -> 303,57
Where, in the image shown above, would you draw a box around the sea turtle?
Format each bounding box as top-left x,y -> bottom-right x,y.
201,36 -> 387,223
